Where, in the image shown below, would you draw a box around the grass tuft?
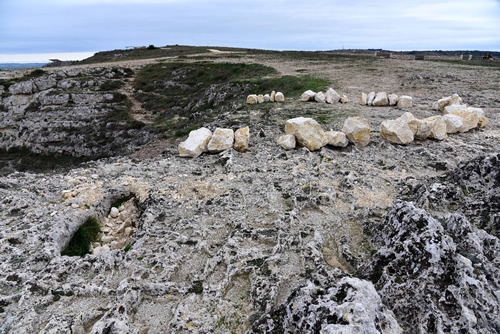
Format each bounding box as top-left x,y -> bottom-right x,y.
61,217 -> 101,257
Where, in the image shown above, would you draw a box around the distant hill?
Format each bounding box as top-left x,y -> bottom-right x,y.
0,63 -> 47,70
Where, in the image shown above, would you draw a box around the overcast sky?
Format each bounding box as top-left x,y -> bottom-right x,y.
1,0 -> 499,62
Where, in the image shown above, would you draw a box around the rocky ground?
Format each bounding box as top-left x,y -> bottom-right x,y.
0,48 -> 499,333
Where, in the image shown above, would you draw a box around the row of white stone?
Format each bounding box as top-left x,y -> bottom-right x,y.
300,88 -> 349,104
247,91 -> 285,104
277,95 -> 488,150
360,92 -> 413,108
178,127 -> 250,158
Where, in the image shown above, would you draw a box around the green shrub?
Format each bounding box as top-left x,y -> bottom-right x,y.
61,217 -> 101,256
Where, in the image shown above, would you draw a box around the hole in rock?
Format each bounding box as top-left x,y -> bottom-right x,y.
61,195 -> 140,256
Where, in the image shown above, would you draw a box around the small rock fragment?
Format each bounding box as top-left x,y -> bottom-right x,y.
342,117 -> 371,147
110,207 -> 119,218
278,134 -> 296,150
270,90 -> 276,102
263,94 -> 270,102
325,131 -> 348,147
257,94 -> 265,104
234,126 -> 250,153
340,95 -> 349,103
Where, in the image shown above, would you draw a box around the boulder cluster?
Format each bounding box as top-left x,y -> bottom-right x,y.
278,116 -> 371,151
246,91 -> 284,104
380,94 -> 488,145
178,126 -> 249,158
360,92 -> 413,108
93,198 -> 139,254
300,88 -> 348,104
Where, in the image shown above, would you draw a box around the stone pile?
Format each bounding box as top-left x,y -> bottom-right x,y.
178,126 -> 250,158
92,198 -> 139,254
432,94 -> 488,131
360,92 -> 413,108
278,116 -> 370,151
300,88 -> 348,104
246,91 -> 284,104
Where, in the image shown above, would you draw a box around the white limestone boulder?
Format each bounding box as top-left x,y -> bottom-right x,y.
380,118 -> 414,145
397,96 -> 413,108
342,117 -> 371,147
325,131 -> 349,148
359,92 -> 368,105
285,117 -> 327,151
270,90 -> 276,102
275,92 -> 285,102
300,90 -> 316,102
423,116 -> 447,140
178,127 -> 213,158
278,134 -> 296,150
373,92 -> 389,106
246,94 -> 258,104
448,107 -> 480,132
398,112 -> 431,139
444,104 -> 467,114
263,94 -> 270,102
388,94 -> 399,106
314,91 -> 326,103
442,114 -> 464,134
207,128 -> 234,153
326,88 -> 341,104
340,94 -> 349,103
234,126 -> 250,153
450,93 -> 463,106
367,92 -> 376,106
257,94 -> 265,104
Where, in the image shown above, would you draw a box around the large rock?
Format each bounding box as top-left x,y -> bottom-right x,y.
270,90 -> 276,102
257,94 -> 265,104
285,117 -> 327,151
388,93 -> 399,106
277,134 -> 296,150
275,92 -> 285,102
359,92 -> 368,105
397,96 -> 413,108
9,81 -> 34,95
367,92 -> 376,105
326,88 -> 341,104
178,127 -> 213,158
233,126 -> 249,153
442,114 -> 464,133
340,94 -> 349,103
444,104 -> 467,114
263,94 -> 270,102
246,95 -> 258,104
433,94 -> 462,112
314,91 -> 326,103
207,128 -> 234,153
300,90 -> 316,102
373,92 -> 389,106
423,116 -> 447,140
380,118 -> 414,144
398,112 -> 431,139
448,107 -> 480,132
342,117 -> 371,147
325,130 -> 348,147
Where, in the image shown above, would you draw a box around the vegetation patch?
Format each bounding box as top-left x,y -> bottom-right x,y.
61,217 -> 101,257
